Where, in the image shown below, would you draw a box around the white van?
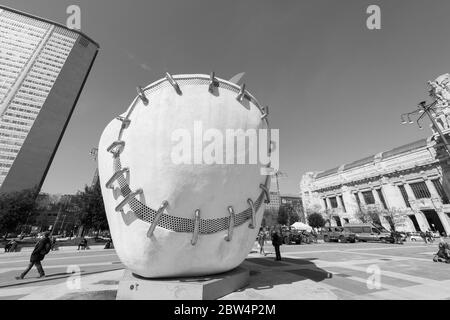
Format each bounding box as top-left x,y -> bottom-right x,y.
343,223 -> 391,242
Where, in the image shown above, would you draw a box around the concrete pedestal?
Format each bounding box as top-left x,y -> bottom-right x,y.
116,266 -> 250,300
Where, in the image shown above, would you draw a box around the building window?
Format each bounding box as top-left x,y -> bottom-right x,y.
362,190 -> 376,205
410,181 -> 431,199
323,199 -> 328,209
339,195 -> 346,212
376,189 -> 388,209
398,185 -> 410,208
329,197 -> 338,209
432,179 -> 450,204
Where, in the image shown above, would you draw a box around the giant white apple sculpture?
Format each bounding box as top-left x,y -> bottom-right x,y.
98,73 -> 272,278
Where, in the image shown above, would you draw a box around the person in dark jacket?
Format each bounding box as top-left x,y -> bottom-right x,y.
8,239 -> 18,252
15,231 -> 52,279
272,228 -> 282,261
78,237 -> 88,250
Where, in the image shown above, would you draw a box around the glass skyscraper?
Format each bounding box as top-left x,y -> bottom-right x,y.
0,6 -> 99,194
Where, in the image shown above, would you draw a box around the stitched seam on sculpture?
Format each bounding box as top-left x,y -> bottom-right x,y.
113,156 -> 264,234
140,76 -> 262,111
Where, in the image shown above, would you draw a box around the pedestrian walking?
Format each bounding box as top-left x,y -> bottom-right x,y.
426,230 -> 434,243
4,240 -> 11,252
272,228 -> 283,261
257,228 -> 266,256
420,231 -> 427,243
9,239 -> 18,252
51,237 -> 58,251
15,231 -> 52,280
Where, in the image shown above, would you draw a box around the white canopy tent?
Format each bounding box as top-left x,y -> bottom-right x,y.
290,222 -> 313,232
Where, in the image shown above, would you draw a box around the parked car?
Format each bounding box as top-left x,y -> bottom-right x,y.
280,227 -> 301,244
405,232 -> 420,241
322,226 -> 356,243
431,231 -> 441,238
279,227 -> 315,245
343,224 -> 391,242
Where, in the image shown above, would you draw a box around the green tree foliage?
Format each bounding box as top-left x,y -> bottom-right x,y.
354,208 -> 382,225
74,181 -> 108,236
307,212 -> 326,228
277,206 -> 289,225
278,205 -> 300,226
262,207 -> 279,228
383,209 -> 407,232
0,187 -> 38,234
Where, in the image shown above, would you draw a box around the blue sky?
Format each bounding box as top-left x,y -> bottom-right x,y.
3,0 -> 450,196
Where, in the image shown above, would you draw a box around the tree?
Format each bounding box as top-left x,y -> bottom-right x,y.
287,206 -> 300,224
0,187 -> 38,235
307,212 -> 326,229
263,207 -> 280,228
277,206 -> 289,225
354,208 -> 382,225
74,181 -> 108,237
382,208 -> 408,232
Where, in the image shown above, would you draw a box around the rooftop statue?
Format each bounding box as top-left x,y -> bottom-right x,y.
428,73 -> 450,132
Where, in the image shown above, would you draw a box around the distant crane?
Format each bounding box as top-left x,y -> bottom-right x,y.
272,171 -> 288,196
90,147 -> 99,186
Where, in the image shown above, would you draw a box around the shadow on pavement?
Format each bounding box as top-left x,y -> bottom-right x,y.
242,257 -> 332,291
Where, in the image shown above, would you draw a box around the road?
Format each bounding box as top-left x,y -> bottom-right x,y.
0,241 -> 449,300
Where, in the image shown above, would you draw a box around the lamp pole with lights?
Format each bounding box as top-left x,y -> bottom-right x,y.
401,100 -> 450,157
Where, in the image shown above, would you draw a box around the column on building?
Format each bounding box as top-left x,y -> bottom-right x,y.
321,197 -> 328,211
357,191 -> 365,208
372,188 -> 383,209
379,182 -> 416,232
342,187 -> 359,223
381,182 -> 406,209
371,187 -> 391,230
404,182 -> 429,232
425,178 -> 450,235
425,178 -> 441,199
325,197 -> 332,210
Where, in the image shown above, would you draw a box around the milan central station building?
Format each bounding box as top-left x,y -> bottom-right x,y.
301,136 -> 450,237
0,6 -> 99,195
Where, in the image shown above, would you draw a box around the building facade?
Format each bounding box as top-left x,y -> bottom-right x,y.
300,137 -> 450,236
280,195 -> 305,223
266,176 -> 281,212
0,6 -> 99,194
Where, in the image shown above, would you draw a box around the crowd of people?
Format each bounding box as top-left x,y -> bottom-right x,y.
420,230 -> 437,243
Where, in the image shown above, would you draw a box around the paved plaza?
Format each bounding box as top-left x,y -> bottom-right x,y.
0,241 -> 448,300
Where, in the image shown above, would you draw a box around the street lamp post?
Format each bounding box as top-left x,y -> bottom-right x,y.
401,100 -> 450,158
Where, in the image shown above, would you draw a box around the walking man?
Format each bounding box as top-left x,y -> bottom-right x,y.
16,231 -> 52,280
272,228 -> 282,261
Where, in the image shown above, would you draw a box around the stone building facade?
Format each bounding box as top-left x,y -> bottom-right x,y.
300,137 -> 450,235
301,73 -> 450,236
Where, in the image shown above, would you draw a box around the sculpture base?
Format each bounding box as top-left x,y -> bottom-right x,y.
116,267 -> 250,300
